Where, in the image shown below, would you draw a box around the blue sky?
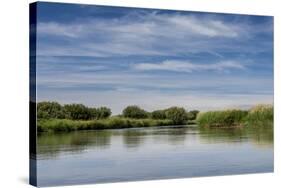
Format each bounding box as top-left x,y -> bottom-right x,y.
36,2 -> 273,114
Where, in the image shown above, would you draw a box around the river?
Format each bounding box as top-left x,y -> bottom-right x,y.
36,125 -> 273,187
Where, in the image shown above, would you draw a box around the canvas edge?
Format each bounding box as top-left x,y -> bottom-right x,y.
29,2 -> 38,187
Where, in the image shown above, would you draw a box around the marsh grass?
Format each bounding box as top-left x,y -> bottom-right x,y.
246,104 -> 273,126
196,109 -> 248,127
38,117 -> 173,133
196,104 -> 273,128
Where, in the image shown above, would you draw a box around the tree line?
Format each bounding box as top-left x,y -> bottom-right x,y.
37,101 -> 199,124
37,102 -> 111,120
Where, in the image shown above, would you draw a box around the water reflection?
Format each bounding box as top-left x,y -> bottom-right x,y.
122,130 -> 146,149
199,125 -> 273,146
37,125 -> 273,159
153,126 -> 191,145
38,130 -> 112,159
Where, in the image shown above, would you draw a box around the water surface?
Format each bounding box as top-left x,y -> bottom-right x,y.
37,125 -> 273,187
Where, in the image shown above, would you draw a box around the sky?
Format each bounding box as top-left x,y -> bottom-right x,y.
35,2 -> 273,114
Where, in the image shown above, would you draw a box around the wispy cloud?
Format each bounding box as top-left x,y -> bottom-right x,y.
133,60 -> 245,73
36,11 -> 272,57
37,13 -> 240,39
162,15 -> 239,38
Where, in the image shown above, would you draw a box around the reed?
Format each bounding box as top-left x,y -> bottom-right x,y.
196,104 -> 273,128
246,104 -> 273,126
37,117 -> 173,133
196,109 -> 248,127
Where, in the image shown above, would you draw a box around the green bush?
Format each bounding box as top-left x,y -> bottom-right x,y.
96,107 -> 112,119
187,110 -> 200,120
88,107 -> 111,119
151,110 -> 167,119
37,101 -> 65,119
122,105 -> 148,119
38,102 -> 112,120
63,104 -> 91,120
165,107 -> 188,125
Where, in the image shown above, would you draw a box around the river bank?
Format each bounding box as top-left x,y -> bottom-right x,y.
37,103 -> 273,133
38,117 -> 175,132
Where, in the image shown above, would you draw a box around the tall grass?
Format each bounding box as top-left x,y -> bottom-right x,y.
246,104 -> 273,126
196,104 -> 273,127
196,109 -> 248,127
38,117 -> 173,133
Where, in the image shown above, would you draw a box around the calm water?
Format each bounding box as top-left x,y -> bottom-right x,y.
37,125 -> 273,187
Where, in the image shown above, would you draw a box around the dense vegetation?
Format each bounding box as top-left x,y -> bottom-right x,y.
37,102 -> 65,119
246,104 -> 273,126
38,118 -> 173,132
37,102 -> 273,132
196,109 -> 248,127
37,101 -> 197,132
122,105 -> 149,119
151,110 -> 167,119
187,110 -> 200,120
196,104 -> 273,127
37,102 -> 111,120
165,107 -> 188,124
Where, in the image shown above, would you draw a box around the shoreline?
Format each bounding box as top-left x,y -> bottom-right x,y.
38,117 -> 177,133
37,104 -> 273,133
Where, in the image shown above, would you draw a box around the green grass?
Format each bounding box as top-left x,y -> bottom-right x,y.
245,104 -> 273,126
196,109 -> 248,127
38,117 -> 174,133
196,104 -> 273,128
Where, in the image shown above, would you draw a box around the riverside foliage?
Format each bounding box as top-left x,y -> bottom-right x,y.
37,102 -> 272,132
37,102 -> 111,120
37,101 -> 193,132
38,118 -> 174,132
196,104 -> 273,127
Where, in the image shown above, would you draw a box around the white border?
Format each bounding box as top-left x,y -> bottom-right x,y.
0,0 -> 280,188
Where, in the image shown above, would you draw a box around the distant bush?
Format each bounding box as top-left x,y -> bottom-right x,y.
96,107 -> 111,119
151,110 -> 167,119
165,107 -> 188,125
37,101 -> 112,121
187,110 -> 200,120
122,105 -> 148,119
37,101 -> 65,119
87,107 -> 112,120
63,104 -> 91,120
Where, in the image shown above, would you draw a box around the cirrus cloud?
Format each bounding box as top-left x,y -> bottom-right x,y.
133,60 -> 245,73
